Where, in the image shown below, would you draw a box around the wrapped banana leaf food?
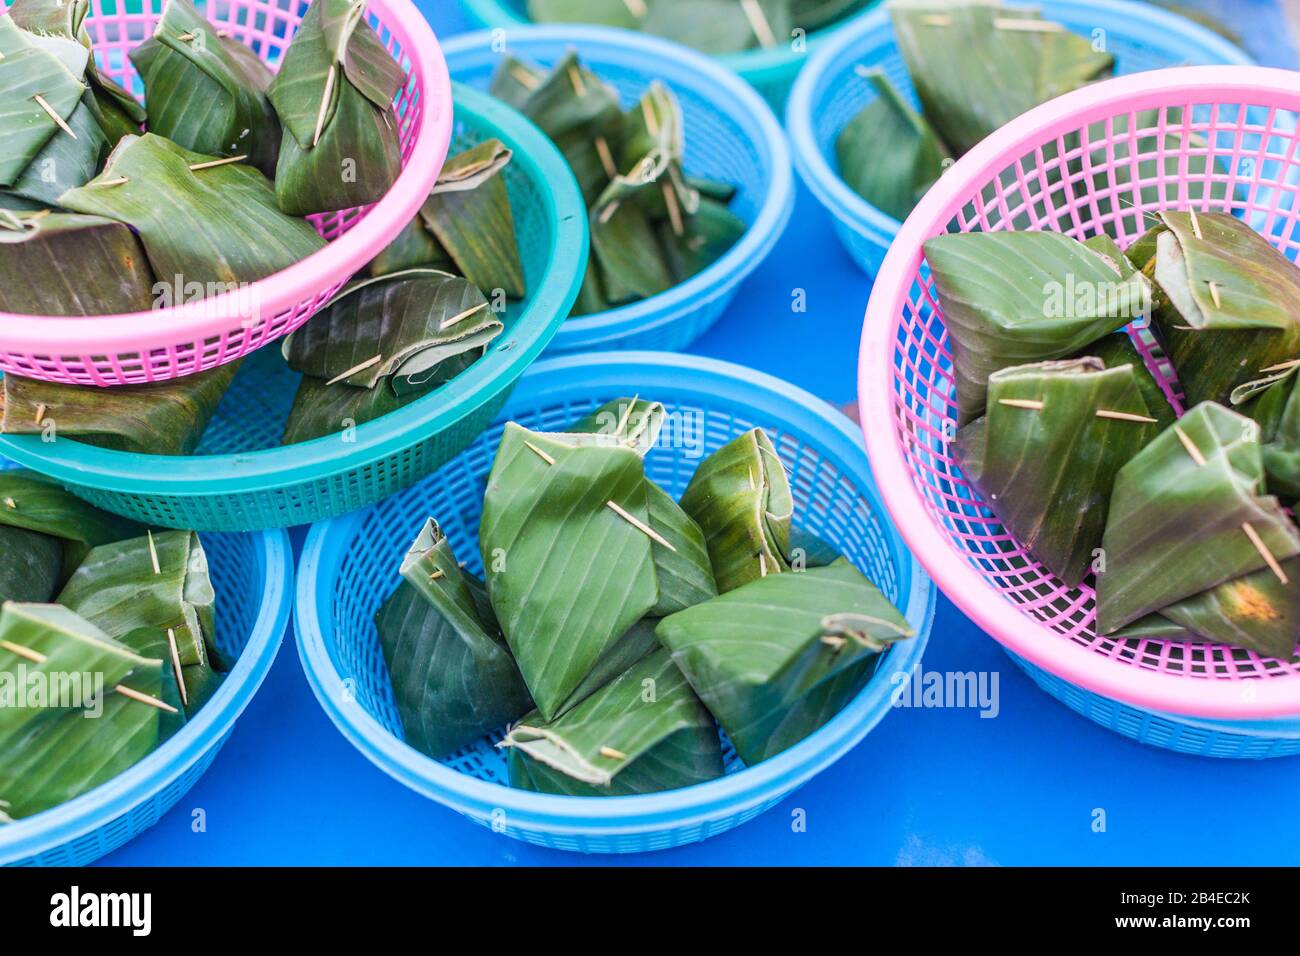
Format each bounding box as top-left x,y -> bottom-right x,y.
375,402 -> 913,795
932,209 -> 1300,659
0,470 -> 227,821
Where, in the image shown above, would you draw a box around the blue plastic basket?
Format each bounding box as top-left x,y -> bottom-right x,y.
443,26 -> 795,354
0,83 -> 587,533
787,0 -> 1254,280
0,463 -> 294,866
460,0 -> 884,109
295,351 -> 935,853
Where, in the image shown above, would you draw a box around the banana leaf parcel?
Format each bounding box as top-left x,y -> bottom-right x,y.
0,14 -> 88,189
1096,401 -> 1300,655
889,0 -> 1114,157
679,427 -> 794,593
835,67 -> 951,220
281,269 -> 501,443
59,133 -> 327,288
924,230 -> 1151,424
953,357 -> 1166,586
1134,211 -> 1300,407
266,0 -> 404,215
657,558 -> 914,765
0,525 -> 62,603
0,359 -> 240,454
58,530 -> 225,715
479,424 -> 659,720
129,0 -> 281,177
0,602 -> 179,820
1237,365 -> 1300,503
376,518 -> 533,760
502,647 -> 724,796
0,212 -> 154,315
364,139 -> 525,299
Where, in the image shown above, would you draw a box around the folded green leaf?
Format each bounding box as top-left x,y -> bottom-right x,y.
4,92 -> 107,207
0,212 -> 154,315
890,0 -> 1113,156
0,15 -> 86,187
130,0 -> 280,176
282,375 -> 420,445
1097,401 -> 1300,633
417,138 -> 526,299
0,525 -> 62,603
954,357 -> 1164,586
282,269 -> 499,394
1159,559 -> 1300,659
786,527 -> 842,569
58,530 -> 223,714
0,469 -> 145,569
1237,365 -> 1300,503
836,67 -> 951,220
0,602 -> 174,819
1079,331 -> 1177,430
657,196 -> 746,284
679,427 -> 794,593
568,396 -> 666,454
658,558 -> 912,765
267,0 -> 404,214
503,647 -> 723,796
924,230 -> 1150,424
363,215 -> 452,279
480,425 -> 658,720
376,518 -> 532,760
60,133 -> 327,287
646,482 -> 718,615
1140,211 -> 1300,407
1,359 -> 239,455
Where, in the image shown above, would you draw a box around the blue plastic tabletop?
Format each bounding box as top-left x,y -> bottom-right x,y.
101,0 -> 1300,866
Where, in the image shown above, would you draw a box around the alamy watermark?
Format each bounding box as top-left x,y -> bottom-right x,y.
0,665 -> 106,718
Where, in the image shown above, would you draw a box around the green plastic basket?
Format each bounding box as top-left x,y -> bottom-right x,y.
460,0 -> 883,108
0,84 -> 588,532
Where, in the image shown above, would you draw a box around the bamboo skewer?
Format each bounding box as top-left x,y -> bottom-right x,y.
999,398 -> 1157,423
146,529 -> 161,575
1173,425 -> 1207,466
663,181 -> 684,237
1,639 -> 45,664
621,0 -> 647,18
593,136 -> 618,179
188,154 -> 248,171
313,63 -> 337,148
509,64 -> 539,90
1095,409 -> 1158,423
1242,522 -> 1289,585
606,500 -> 677,551
523,439 -> 557,465
739,0 -> 777,48
1261,359 -> 1300,373
440,301 -> 489,331
997,398 -> 1045,410
113,683 -> 179,714
324,354 -> 382,386
33,403 -> 46,425
566,63 -> 587,97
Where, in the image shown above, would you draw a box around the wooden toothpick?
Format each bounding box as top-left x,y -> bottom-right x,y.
597,200 -> 621,224
313,63 -> 337,147
998,398 -> 1045,411
510,64 -> 539,90
325,354 -> 382,387
1206,279 -> 1222,309
1188,206 -> 1204,240
598,745 -> 627,760
1095,409 -> 1158,423
994,17 -> 1064,31
114,684 -> 179,714
440,301 -> 488,331
33,94 -> 77,139
0,640 -> 46,664
606,500 -> 677,551
820,635 -> 847,651
166,627 -> 188,708
2,497 -> 15,510
641,96 -> 659,137
739,0 -> 777,47
189,154 -> 247,172
522,439 -> 556,465
1260,359 -> 1300,374
33,403 -> 46,425
566,63 -> 587,97
428,566 -> 444,581
93,176 -> 130,187
663,181 -> 684,237
621,0 -> 647,18
615,394 -> 639,436
1242,521 -> 1289,585
146,529 -> 161,575
1173,425 -> 1207,466
593,135 -> 618,179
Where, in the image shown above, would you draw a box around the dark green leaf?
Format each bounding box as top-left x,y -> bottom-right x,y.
1238,365 -> 1300,503
0,525 -> 62,603
376,518 -> 532,760
0,15 -> 86,186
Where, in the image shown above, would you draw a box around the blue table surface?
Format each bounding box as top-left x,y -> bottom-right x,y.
101,1 -> 1300,867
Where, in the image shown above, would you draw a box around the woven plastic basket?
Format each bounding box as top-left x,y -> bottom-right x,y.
296,351 -> 935,853
443,26 -> 794,354
0,0 -> 451,387
460,0 -> 882,109
861,65 -> 1300,758
788,0 -> 1253,281
0,83 -> 588,532
0,462 -> 294,866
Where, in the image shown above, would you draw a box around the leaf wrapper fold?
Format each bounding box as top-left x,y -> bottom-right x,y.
503,647 -> 723,796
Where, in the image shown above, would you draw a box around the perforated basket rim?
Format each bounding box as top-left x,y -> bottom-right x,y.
0,0 -> 451,363
441,25 -> 795,350
294,350 -> 935,842
459,0 -> 884,81
0,82 -> 588,496
0,527 -> 293,864
785,0 -> 1254,259
860,65 -> 1300,721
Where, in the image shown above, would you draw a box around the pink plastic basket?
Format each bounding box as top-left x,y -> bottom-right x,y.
861,66 -> 1300,729
0,0 -> 452,386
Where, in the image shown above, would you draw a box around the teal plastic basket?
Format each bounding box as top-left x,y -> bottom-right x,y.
460,0 -> 883,108
0,464 -> 294,866
295,351 -> 935,853
0,84 -> 587,533
443,26 -> 794,354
